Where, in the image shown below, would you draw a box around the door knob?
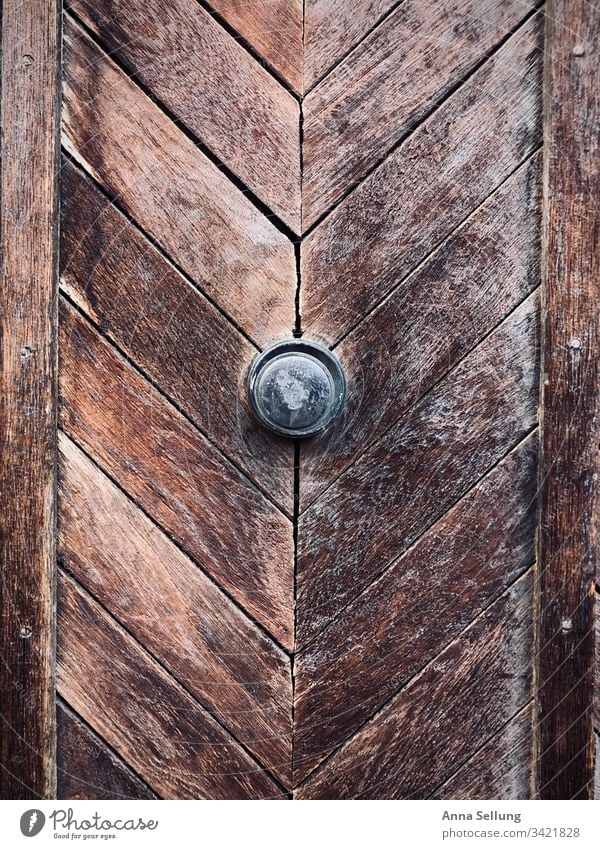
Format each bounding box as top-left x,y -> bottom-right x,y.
247,340 -> 346,438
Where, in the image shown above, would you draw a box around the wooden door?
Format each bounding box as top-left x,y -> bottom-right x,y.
0,0 -> 598,801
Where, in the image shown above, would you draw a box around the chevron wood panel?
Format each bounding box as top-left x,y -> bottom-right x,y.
62,15 -> 296,345
58,572 -> 284,799
300,153 -> 542,506
60,158 -> 295,512
57,701 -> 157,800
57,0 -> 544,800
294,435 -> 538,781
58,434 -> 293,784
302,13 -> 543,340
210,0 -> 303,93
304,0 -> 399,90
68,0 -> 301,230
59,302 -> 294,649
302,0 -> 539,227
297,294 -> 539,646
297,573 -> 534,798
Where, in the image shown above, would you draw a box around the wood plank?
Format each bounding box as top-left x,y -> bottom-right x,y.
59,300 -> 294,649
296,573 -> 533,798
210,0 -> 303,94
536,0 -> 599,800
301,153 -> 541,507
0,0 -> 59,799
304,0 -> 399,91
294,435 -> 538,781
297,292 -> 539,647
58,433 -> 293,786
596,601 -> 600,731
57,573 -> 284,799
301,13 -> 543,343
62,16 -> 296,347
432,705 -> 533,800
60,158 -> 294,512
57,701 -> 156,800
303,0 -> 538,227
596,734 -> 600,800
68,0 -> 301,231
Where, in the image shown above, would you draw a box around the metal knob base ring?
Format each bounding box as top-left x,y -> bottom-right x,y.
247,340 -> 346,439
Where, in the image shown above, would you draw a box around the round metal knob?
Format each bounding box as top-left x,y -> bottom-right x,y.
247,340 -> 346,438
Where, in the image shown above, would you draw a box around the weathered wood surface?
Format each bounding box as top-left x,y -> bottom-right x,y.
59,301 -> 294,649
57,702 -> 156,800
596,734 -> 600,800
432,704 -> 533,800
210,0 -> 303,94
596,602 -> 600,731
536,0 -> 599,800
304,0 -> 399,91
62,16 -> 296,346
300,153 -> 541,507
58,433 -> 293,784
303,0 -> 538,227
68,0 -> 301,231
297,293 -> 539,646
57,573 -> 284,799
52,0 -> 548,799
301,14 -> 543,342
0,0 -> 59,799
297,574 -> 533,798
60,159 -> 294,512
294,435 -> 537,781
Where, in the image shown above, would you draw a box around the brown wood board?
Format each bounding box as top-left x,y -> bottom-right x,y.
58,433 -> 293,785
297,573 -> 534,798
59,300 -> 294,649
301,13 -> 543,343
67,0 -> 301,230
57,572 -> 285,799
297,292 -> 540,647
60,158 -> 295,513
0,0 -> 60,799
536,0 -> 599,800
57,701 -> 156,800
302,0 -> 539,227
62,15 -> 296,347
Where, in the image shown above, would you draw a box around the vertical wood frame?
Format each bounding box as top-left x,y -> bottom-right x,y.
0,0 -> 61,798
536,0 -> 599,799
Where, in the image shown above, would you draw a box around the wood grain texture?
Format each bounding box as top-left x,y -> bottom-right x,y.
300,153 -> 542,507
57,701 -> 156,800
210,0 -> 303,94
432,705 -> 533,800
294,435 -> 538,781
297,292 -> 539,647
303,0 -> 537,227
304,0 -> 399,91
596,601 -> 600,732
301,13 -> 543,343
60,159 -> 294,513
596,734 -> 600,800
68,0 -> 301,230
297,573 -> 533,798
58,434 -> 293,785
62,16 -> 296,347
57,573 -> 284,799
59,301 -> 294,649
0,0 -> 59,799
536,0 -> 599,800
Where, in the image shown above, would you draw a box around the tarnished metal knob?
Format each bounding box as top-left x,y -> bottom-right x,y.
247,340 -> 346,438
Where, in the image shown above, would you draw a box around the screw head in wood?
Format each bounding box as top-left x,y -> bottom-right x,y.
247,340 -> 346,438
